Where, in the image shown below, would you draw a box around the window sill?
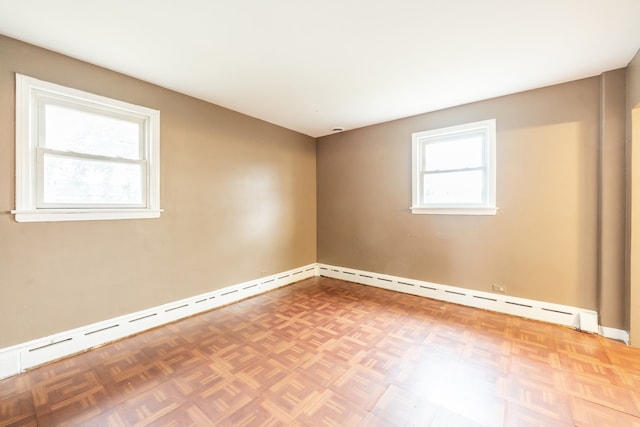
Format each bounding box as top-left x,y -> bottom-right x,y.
410,206 -> 497,215
11,209 -> 163,223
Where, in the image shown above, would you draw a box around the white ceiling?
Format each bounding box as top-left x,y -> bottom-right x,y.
0,0 -> 639,137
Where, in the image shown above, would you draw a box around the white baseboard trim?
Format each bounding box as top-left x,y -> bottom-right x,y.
0,264 -> 317,380
318,263 -> 602,334
600,326 -> 630,344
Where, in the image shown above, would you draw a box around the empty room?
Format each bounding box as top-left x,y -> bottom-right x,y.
1,0 -> 640,426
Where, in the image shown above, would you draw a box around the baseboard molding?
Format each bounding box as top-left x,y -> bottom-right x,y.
0,264 -> 317,380
318,263 -> 602,334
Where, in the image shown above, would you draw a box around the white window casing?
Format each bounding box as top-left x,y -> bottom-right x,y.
411,119 -> 497,215
12,74 -> 162,222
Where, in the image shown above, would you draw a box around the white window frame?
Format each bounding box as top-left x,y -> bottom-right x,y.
12,74 -> 161,222
411,119 -> 497,215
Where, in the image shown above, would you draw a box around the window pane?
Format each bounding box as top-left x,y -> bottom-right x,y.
423,170 -> 484,205
423,133 -> 484,171
44,104 -> 141,159
42,153 -> 143,205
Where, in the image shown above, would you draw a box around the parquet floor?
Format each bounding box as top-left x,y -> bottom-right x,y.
2,277 -> 640,427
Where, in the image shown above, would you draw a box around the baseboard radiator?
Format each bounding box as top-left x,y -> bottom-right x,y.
0,264 -> 317,380
0,262 -> 629,380
317,263 -> 627,344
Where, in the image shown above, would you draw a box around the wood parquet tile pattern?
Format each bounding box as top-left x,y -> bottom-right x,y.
2,276 -> 640,426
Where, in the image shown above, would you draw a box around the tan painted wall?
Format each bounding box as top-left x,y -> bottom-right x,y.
599,69 -> 627,330
0,35 -> 317,347
318,78 -> 603,313
627,49 -> 640,345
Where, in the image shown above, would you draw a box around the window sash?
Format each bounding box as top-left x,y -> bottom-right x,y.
418,136 -> 489,207
421,131 -> 486,172
38,98 -> 146,160
34,97 -> 150,209
420,168 -> 487,206
36,148 -> 148,209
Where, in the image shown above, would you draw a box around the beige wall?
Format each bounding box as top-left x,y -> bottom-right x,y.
0,35 -> 317,347
627,49 -> 640,345
318,77 -> 616,318
599,69 -> 627,329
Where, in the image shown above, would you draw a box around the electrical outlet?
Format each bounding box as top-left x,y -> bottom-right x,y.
492,284 -> 506,294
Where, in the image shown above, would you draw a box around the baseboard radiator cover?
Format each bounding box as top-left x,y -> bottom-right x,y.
317,263 -> 609,335
0,264 -> 318,380
600,326 -> 630,344
1,262 -> 630,380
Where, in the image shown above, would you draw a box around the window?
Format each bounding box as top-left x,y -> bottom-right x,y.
13,74 -> 161,222
411,119 -> 496,215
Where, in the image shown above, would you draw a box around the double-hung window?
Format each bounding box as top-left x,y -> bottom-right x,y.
411,119 -> 497,215
13,74 -> 161,222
